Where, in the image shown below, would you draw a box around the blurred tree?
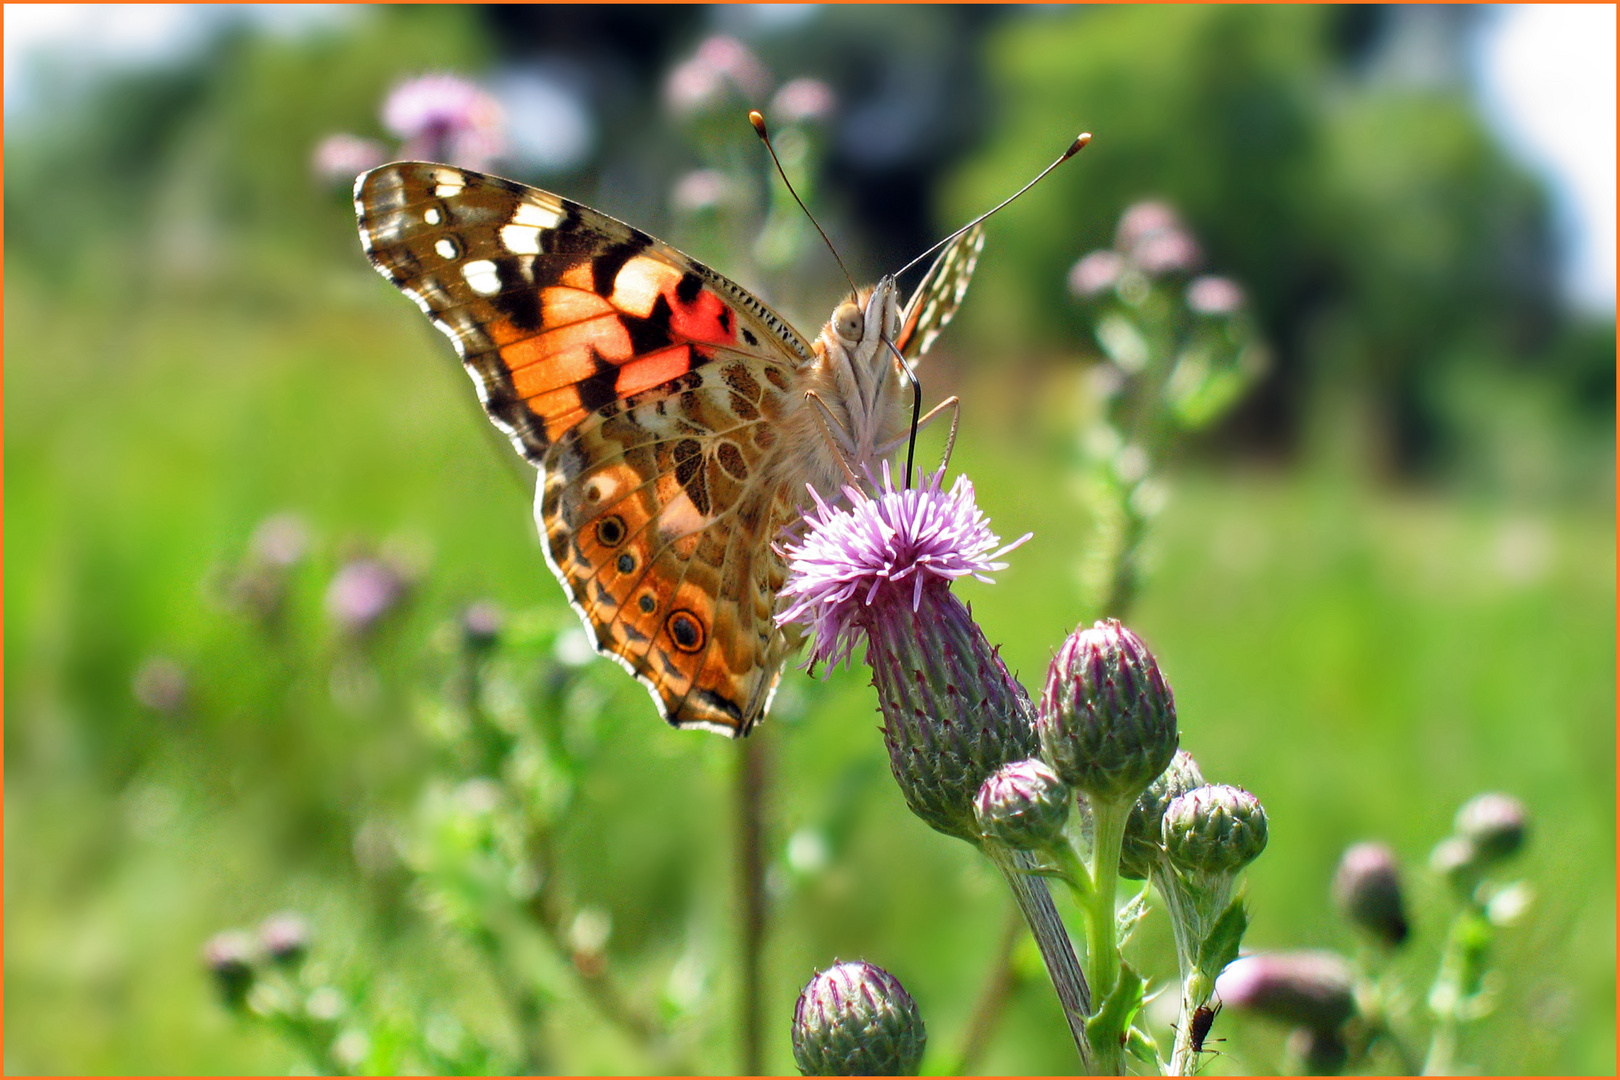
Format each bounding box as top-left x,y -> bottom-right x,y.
946,5 -> 1573,471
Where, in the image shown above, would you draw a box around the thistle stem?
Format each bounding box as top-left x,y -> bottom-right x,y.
736,732 -> 770,1076
1083,798 -> 1129,1073
990,844 -> 1095,1073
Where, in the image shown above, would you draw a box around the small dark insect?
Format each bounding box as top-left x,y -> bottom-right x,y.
1189,1000 -> 1221,1054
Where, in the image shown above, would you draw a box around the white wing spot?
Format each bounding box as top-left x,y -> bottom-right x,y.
423,207 -> 442,225
435,181 -> 465,198
461,259 -> 502,296
501,223 -> 543,255
512,199 -> 563,229
434,237 -> 460,259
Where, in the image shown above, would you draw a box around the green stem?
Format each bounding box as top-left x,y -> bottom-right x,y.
990,844 -> 1095,1073
735,733 -> 770,1076
1083,799 -> 1129,1074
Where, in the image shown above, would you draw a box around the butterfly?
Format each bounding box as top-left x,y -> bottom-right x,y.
355,161 -> 981,736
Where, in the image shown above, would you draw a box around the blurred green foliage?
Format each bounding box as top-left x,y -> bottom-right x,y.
5,5 -> 1613,1075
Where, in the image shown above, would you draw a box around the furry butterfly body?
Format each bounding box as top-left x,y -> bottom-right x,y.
356,162 -> 980,735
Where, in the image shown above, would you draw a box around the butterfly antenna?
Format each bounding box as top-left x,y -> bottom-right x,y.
896,131 -> 1092,281
749,110 -> 859,298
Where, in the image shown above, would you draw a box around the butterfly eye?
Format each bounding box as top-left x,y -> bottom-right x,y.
834,302 -> 864,343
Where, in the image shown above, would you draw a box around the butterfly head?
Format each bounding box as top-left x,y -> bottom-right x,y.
808,278 -> 910,473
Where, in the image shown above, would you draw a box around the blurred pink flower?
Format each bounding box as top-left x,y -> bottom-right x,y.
382,73 -> 505,169
671,168 -> 740,214
666,35 -> 771,117
1115,200 -> 1181,251
326,557 -> 408,636
1068,250 -> 1124,298
312,133 -> 389,184
1187,275 -> 1245,316
770,77 -> 836,124
1115,199 -> 1200,275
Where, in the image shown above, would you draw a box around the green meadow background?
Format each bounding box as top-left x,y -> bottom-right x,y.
6,6 -> 1613,1074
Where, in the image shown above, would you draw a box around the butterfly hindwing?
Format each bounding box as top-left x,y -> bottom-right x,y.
897,222 -> 985,361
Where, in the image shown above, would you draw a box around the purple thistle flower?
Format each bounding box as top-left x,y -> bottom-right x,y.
777,464 -> 1029,670
777,465 -> 1036,844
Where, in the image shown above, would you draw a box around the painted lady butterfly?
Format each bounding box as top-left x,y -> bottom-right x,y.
355,161 -> 981,736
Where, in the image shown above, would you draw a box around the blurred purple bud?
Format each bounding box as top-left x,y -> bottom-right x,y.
1068,250 -> 1124,298
326,558 -> 407,636
312,133 -> 389,184
1187,275 -> 1245,316
250,513 -> 310,569
460,600 -> 503,654
770,77 -> 836,124
202,930 -> 257,1008
671,169 -> 740,214
1332,841 -> 1409,947
1217,951 -> 1357,1033
383,73 -> 505,168
132,656 -> 188,714
1454,792 -> 1528,865
259,912 -> 310,967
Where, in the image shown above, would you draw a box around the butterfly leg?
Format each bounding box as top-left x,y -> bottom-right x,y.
804,390 -> 865,488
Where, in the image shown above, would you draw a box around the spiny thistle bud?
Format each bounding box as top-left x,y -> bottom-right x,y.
1454,792 -> 1528,866
1332,842 -> 1409,947
1038,619 -> 1178,807
1119,750 -> 1205,880
792,960 -> 926,1076
1216,951 -> 1357,1033
202,930 -> 258,1009
778,467 -> 1036,844
1163,785 -> 1268,876
974,758 -> 1072,852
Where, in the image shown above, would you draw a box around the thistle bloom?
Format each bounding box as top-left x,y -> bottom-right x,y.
777,465 -> 1035,843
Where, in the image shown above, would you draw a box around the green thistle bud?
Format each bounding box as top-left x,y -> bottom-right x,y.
1163,785 -> 1268,876
1037,619 -> 1178,806
1454,792 -> 1527,865
1119,750 -> 1205,880
974,758 -> 1072,852
1332,842 -> 1409,947
792,960 -> 926,1076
